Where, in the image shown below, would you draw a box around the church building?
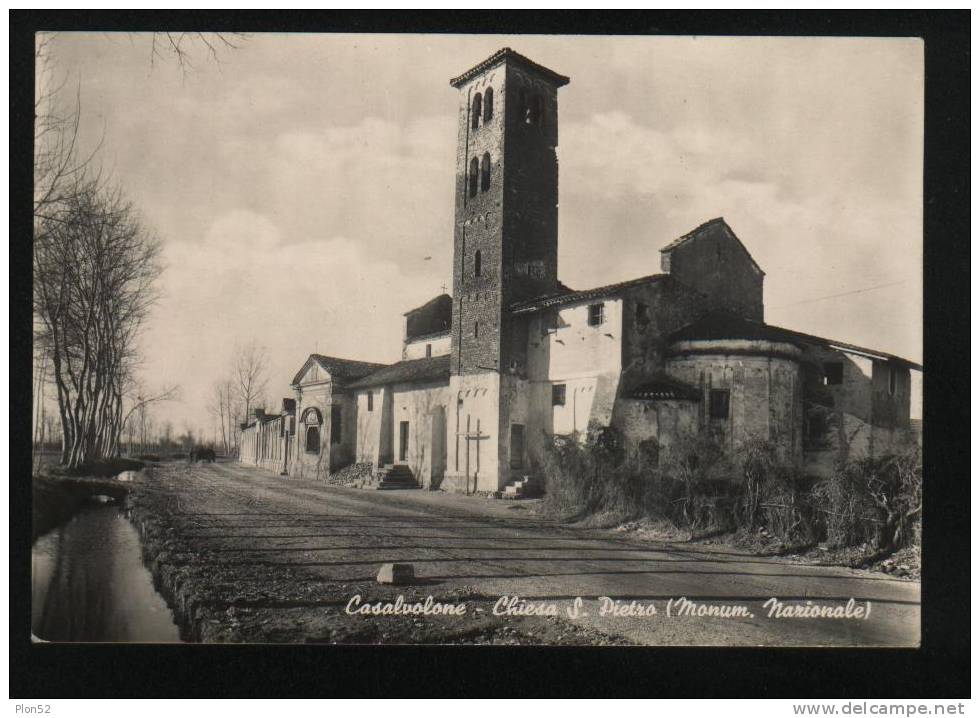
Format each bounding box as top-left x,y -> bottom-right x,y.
239,48 -> 921,494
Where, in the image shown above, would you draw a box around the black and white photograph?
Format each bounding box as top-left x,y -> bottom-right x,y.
26,27 -> 937,656
24,32 -> 924,647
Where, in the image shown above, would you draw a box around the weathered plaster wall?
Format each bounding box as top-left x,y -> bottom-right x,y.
240,415 -> 292,474
353,387 -> 386,467
666,342 -> 803,465
403,333 -> 451,360
445,372 -> 502,493
390,381 -> 450,488
329,394 -> 357,471
525,298 -> 623,381
611,399 -> 700,462
799,346 -> 914,477
520,298 -> 621,457
291,380 -> 333,480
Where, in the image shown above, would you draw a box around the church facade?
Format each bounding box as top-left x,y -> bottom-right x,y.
239,48 -> 920,493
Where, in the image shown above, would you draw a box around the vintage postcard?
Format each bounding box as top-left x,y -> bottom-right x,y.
31,33 -> 923,648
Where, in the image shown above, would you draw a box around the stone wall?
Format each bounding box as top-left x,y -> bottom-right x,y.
619,277 -> 713,391
450,60 -> 564,378
661,220 -> 765,321
451,66 -> 507,378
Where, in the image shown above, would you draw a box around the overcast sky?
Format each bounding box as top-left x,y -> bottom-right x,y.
43,33 -> 924,436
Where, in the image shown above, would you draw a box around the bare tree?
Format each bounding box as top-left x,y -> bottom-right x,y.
120,384 -> 179,455
234,341 -> 269,422
208,378 -> 239,456
34,180 -> 163,467
160,421 -> 174,452
34,35 -> 105,231
147,32 -> 249,74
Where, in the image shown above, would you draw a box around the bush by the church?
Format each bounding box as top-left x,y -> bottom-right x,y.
812,448 -> 922,552
540,427 -> 920,557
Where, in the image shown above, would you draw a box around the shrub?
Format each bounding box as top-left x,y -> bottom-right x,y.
654,435 -> 733,537
541,423 -> 649,522
813,447 -> 922,551
540,425 -> 921,556
735,439 -> 819,545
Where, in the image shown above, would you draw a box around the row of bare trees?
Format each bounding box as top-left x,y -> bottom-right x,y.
33,37 -> 169,468
34,178 -> 164,466
209,341 -> 270,456
33,33 -> 250,469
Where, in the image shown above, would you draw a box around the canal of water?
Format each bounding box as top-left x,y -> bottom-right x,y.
32,504 -> 182,642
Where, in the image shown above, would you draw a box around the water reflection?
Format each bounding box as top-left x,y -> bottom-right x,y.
32,506 -> 182,642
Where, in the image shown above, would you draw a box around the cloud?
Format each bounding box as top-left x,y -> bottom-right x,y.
46,34 -> 922,433
139,208 -> 438,437
264,114 -> 456,262
556,110 -> 921,362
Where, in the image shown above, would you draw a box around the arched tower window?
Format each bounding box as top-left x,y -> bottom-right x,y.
471,93 -> 482,129
480,152 -> 491,192
474,250 -> 482,277
483,87 -> 494,123
468,157 -> 479,198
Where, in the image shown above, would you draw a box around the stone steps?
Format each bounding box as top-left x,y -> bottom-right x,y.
501,476 -> 538,499
376,464 -> 420,490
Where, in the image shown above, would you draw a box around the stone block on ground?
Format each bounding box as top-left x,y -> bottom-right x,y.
377,562 -> 415,585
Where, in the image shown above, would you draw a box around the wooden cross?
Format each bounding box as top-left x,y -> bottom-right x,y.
458,417 -> 490,492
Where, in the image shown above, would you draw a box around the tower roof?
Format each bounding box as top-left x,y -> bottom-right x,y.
450,47 -> 570,88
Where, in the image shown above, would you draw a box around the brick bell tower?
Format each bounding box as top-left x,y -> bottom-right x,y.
445,48 -> 569,493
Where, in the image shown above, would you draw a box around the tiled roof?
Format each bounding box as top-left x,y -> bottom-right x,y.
660,217 -> 728,253
291,354 -> 388,386
450,47 -> 570,88
346,355 -> 451,390
670,310 -> 922,370
511,274 -> 667,314
660,217 -> 764,276
627,376 -> 701,401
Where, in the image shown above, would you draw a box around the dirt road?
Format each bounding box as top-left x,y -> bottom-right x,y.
131,461 -> 920,646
